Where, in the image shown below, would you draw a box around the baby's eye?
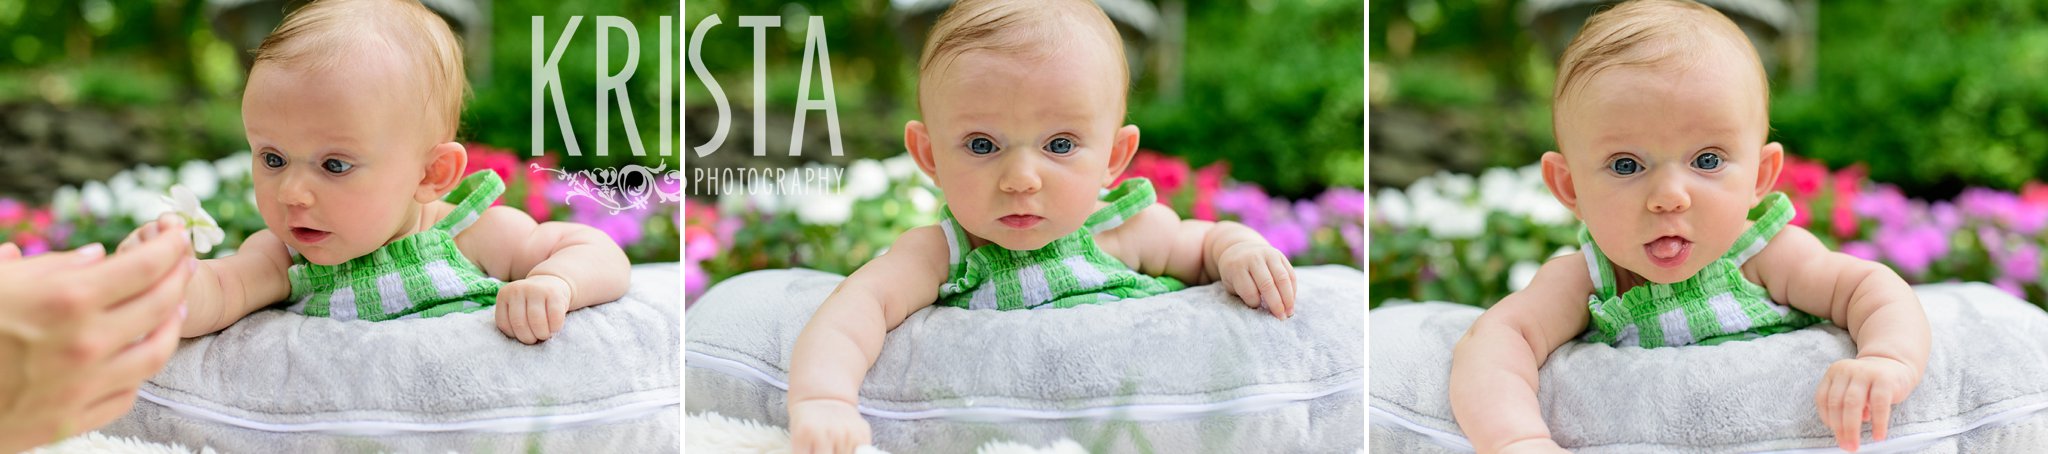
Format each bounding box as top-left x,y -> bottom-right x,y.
321,158 -> 354,174
1609,157 -> 1642,176
967,137 -> 998,155
1692,152 -> 1723,170
1044,137 -> 1075,155
261,152 -> 285,169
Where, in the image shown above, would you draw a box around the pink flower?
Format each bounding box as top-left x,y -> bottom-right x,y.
1777,156 -> 1829,198
2023,182 -> 2048,208
1192,163 -> 1227,221
1117,150 -> 1189,200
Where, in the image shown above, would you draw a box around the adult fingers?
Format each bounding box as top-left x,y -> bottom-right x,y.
101,257 -> 192,349
65,232 -> 190,311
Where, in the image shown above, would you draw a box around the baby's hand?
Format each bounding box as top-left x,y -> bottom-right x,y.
789,398 -> 871,454
1216,241 -> 1296,319
495,274 -> 572,344
1815,356 -> 1918,451
1497,438 -> 1572,454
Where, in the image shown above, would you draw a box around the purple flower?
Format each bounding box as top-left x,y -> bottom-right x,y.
1999,241 -> 2041,283
1841,241 -> 1881,262
1854,186 -> 1913,228
1875,224 -> 1945,276
684,233 -> 719,303
1931,202 -> 1961,232
1317,188 -> 1367,221
1257,219 -> 1310,258
573,202 -> 652,247
1214,185 -> 1272,228
1959,187 -> 2048,235
1341,223 -> 1363,266
1994,279 -> 2025,299
1293,201 -> 1324,232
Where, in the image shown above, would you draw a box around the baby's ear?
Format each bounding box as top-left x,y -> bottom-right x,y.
1104,125 -> 1140,186
1754,142 -> 1785,199
904,121 -> 940,185
1540,151 -> 1579,211
417,142 -> 467,204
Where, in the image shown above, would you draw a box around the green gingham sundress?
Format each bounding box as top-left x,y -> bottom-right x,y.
934,177 -> 1186,310
283,170 -> 505,321
1580,192 -> 1823,347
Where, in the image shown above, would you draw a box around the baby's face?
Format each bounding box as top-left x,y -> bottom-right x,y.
241,56 -> 438,265
918,45 -> 1130,250
1552,49 -> 1773,284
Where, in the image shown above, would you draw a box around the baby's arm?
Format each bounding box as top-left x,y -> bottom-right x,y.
1097,204 -> 1296,318
456,206 -> 630,344
118,215 -> 292,338
1449,253 -> 1592,454
1744,226 -> 1928,451
786,226 -> 950,454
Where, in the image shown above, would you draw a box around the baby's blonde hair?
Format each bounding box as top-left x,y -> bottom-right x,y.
1552,0 -> 1767,127
915,0 -> 1129,115
252,0 -> 467,142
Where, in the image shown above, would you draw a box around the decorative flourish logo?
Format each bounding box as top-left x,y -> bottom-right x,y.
531,162 -> 682,214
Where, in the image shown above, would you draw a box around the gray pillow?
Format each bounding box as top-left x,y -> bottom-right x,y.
685,265 -> 1366,453
102,264 -> 683,453
1370,283 -> 2048,453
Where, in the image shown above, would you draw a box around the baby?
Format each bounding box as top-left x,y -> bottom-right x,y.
1448,1 -> 1929,453
782,0 -> 1298,451
117,0 -> 629,344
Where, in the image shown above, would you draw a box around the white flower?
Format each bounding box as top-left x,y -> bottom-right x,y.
160,185 -> 224,254
214,154 -> 252,182
178,160 -> 220,200
135,165 -> 173,190
127,194 -> 168,226
51,186 -> 80,219
1508,260 -> 1541,291
796,192 -> 853,225
882,154 -> 920,180
908,186 -> 938,214
1373,188 -> 1412,228
81,181 -> 114,218
1425,205 -> 1487,239
843,159 -> 890,200
1478,167 -> 1522,214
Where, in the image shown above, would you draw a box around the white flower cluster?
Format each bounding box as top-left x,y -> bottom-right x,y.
1372,164 -> 1576,238
717,155 -> 939,226
50,155 -> 253,226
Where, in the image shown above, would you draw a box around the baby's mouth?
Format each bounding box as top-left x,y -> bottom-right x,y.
291,227 -> 332,244
999,215 -> 1043,229
1644,236 -> 1692,268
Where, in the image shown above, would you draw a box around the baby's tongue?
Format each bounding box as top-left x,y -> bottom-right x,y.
1647,237 -> 1687,259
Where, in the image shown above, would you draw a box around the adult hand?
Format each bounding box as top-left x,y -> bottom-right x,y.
0,219 -> 193,452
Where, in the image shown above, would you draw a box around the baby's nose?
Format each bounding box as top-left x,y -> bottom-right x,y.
998,164 -> 1041,194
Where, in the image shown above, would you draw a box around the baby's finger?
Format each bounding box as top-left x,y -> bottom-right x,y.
1870,386 -> 1893,441
1247,264 -> 1283,319
527,294 -> 551,342
494,298 -> 511,336
1836,376 -> 1862,451
0,242 -> 21,262
546,294 -> 567,337
1269,254 -> 1296,317
1225,269 -> 1260,309
507,296 -> 536,344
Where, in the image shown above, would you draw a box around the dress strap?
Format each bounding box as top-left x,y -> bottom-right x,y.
1578,226 -> 1616,296
1726,192 -> 1794,266
431,171 -> 506,236
1084,178 -> 1157,235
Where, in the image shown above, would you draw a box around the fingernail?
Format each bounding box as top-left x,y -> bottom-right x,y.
72,243 -> 106,264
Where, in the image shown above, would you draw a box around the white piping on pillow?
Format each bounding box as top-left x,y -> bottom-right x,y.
1367,399 -> 2048,454
687,350 -> 1360,422
134,388 -> 678,436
